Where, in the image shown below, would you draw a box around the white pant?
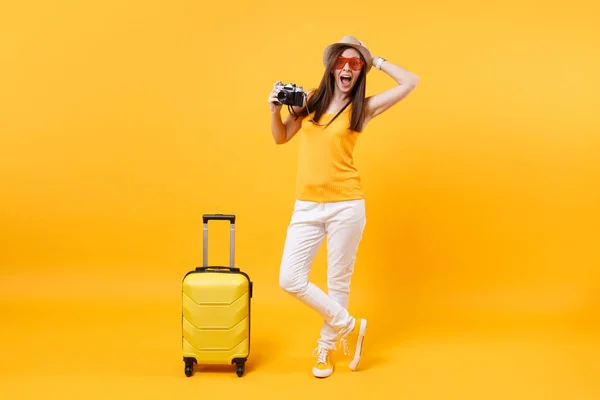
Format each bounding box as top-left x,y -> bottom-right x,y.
279,198 -> 366,350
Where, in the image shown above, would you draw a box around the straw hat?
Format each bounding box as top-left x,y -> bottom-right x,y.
322,35 -> 373,73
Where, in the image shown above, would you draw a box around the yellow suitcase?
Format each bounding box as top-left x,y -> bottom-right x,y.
181,214 -> 253,377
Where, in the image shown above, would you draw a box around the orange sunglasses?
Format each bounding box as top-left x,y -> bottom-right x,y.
334,56 -> 364,70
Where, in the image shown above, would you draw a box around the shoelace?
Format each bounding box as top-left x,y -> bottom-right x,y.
312,347 -> 329,364
340,337 -> 351,356
340,320 -> 357,356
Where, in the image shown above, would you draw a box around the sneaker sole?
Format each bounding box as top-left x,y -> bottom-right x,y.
349,318 -> 367,371
313,367 -> 333,378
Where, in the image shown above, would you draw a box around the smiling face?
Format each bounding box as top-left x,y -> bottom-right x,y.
332,48 -> 364,95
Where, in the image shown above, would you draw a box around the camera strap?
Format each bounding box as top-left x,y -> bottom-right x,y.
305,97 -> 351,128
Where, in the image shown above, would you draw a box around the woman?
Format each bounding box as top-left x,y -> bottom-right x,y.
268,35 -> 419,378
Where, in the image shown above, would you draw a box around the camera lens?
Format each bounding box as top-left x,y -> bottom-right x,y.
277,91 -> 289,103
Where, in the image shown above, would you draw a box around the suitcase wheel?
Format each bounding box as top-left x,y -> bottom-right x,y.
184,362 -> 194,377
235,362 -> 245,377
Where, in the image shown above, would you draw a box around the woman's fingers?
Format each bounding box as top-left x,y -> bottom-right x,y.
269,91 -> 282,111
269,81 -> 283,111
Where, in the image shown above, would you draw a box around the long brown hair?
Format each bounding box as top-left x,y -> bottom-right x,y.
297,45 -> 367,132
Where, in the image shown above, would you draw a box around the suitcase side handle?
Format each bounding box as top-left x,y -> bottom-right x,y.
202,213 -> 236,268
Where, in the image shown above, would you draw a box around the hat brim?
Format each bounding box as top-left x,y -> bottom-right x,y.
323,42 -> 373,73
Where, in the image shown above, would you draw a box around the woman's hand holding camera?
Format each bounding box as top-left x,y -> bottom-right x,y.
268,81 -> 283,113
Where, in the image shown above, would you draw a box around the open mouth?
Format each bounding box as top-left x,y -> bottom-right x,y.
339,74 -> 352,88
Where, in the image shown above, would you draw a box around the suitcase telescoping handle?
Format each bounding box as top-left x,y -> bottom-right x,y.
202,214 -> 235,224
201,214 -> 237,271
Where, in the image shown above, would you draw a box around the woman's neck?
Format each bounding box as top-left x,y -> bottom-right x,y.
331,90 -> 351,107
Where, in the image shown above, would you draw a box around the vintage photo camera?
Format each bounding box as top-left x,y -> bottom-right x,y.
276,83 -> 305,107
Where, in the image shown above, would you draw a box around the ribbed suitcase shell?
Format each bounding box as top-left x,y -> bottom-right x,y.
182,270 -> 251,364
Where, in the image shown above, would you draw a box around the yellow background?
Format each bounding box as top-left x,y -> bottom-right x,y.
1,0 -> 599,398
